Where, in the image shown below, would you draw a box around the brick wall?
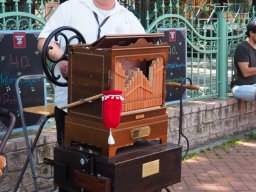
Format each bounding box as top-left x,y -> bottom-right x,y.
167,97 -> 256,149
0,128 -> 57,191
1,97 -> 256,191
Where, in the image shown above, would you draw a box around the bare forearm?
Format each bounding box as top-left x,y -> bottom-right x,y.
242,67 -> 256,77
237,62 -> 256,77
37,38 -> 64,60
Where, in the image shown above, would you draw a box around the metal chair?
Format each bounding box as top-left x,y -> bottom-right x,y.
0,108 -> 16,154
0,108 -> 16,179
14,74 -> 55,192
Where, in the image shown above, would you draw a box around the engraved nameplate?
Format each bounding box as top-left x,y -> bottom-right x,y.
135,114 -> 145,119
142,159 -> 159,178
131,126 -> 150,140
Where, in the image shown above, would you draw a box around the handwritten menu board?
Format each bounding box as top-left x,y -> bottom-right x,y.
158,28 -> 187,104
0,32 -> 45,130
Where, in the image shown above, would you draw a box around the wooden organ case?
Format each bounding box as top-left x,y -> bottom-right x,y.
65,34 -> 170,157
53,34 -> 182,192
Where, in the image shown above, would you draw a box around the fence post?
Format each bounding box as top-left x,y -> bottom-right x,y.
217,11 -> 228,99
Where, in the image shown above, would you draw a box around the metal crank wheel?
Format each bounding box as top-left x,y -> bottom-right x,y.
41,26 -> 86,87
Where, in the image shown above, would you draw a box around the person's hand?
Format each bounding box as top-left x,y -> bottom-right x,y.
58,60 -> 69,78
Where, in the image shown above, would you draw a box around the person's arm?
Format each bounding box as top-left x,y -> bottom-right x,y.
37,1 -> 71,78
38,38 -> 68,77
238,62 -> 256,77
37,38 -> 64,60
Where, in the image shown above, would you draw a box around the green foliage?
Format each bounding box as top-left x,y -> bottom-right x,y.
214,152 -> 222,159
211,0 -> 248,4
183,152 -> 199,160
244,131 -> 256,140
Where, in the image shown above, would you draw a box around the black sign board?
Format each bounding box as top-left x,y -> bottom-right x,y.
0,32 -> 45,131
158,28 -> 187,104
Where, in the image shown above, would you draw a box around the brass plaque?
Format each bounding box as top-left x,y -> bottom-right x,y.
131,126 -> 150,140
135,114 -> 145,119
142,159 -> 160,178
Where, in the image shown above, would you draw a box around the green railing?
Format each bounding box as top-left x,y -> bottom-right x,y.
144,1 -> 252,100
0,0 -> 254,100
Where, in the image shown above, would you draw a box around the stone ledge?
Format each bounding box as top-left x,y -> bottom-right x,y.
166,96 -> 256,150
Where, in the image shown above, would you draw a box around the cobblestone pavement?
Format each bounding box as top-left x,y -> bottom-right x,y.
168,140 -> 256,192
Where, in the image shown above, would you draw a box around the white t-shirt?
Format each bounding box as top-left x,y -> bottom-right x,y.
39,0 -> 145,107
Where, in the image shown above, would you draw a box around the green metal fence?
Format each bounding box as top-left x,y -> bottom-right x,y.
0,0 -> 48,30
0,0 -> 254,100
144,1 -> 252,100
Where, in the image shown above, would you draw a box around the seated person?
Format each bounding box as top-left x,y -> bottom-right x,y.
232,20 -> 256,101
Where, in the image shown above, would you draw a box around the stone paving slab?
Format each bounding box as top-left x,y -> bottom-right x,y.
167,140 -> 256,192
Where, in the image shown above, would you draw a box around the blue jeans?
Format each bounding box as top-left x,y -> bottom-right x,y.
232,84 -> 256,101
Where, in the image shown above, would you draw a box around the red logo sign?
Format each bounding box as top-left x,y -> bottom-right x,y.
13,32 -> 26,48
169,30 -> 176,42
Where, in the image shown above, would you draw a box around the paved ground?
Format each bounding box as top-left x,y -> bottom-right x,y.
168,139 -> 256,192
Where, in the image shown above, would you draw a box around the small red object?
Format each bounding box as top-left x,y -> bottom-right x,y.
102,90 -> 124,144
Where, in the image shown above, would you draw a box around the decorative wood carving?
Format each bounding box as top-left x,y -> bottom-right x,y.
112,38 -> 155,49
114,57 -> 164,112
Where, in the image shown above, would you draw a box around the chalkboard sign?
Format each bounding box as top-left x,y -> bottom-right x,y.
158,28 -> 187,104
0,32 -> 45,131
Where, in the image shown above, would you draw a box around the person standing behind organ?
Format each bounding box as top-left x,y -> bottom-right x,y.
37,0 -> 145,145
232,20 -> 256,101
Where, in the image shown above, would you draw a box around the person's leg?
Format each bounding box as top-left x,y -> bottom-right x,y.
54,106 -> 67,145
232,84 -> 256,101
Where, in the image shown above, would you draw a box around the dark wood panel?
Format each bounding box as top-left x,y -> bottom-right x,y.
54,143 -> 182,192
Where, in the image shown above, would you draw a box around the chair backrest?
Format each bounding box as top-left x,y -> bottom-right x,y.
15,74 -> 55,127
0,108 -> 16,153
